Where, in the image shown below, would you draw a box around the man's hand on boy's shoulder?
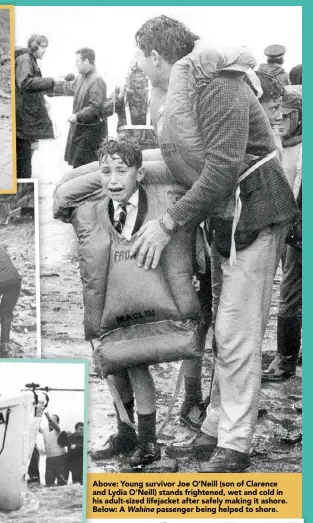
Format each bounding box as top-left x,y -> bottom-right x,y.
130,217 -> 174,270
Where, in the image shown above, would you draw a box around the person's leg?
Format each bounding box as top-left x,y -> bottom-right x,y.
263,245 -> 302,381
45,457 -> 56,487
71,459 -> 83,484
56,455 -> 69,486
0,280 -> 22,356
98,370 -> 137,458
127,365 -> 160,467
166,242 -> 221,459
201,225 -> 287,472
180,262 -> 213,430
16,139 -> 32,178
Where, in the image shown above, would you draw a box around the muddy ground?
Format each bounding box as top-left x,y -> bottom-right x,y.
0,221 -> 38,357
33,104 -> 301,474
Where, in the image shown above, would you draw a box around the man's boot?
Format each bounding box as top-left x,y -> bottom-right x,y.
262,316 -> 301,382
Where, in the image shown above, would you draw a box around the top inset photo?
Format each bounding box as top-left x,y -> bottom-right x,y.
0,6 -> 16,194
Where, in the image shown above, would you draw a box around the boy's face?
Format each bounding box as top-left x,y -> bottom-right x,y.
100,154 -> 144,204
278,108 -> 297,138
261,97 -> 283,128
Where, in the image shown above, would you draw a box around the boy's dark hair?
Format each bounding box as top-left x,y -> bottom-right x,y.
135,15 -> 199,65
52,414 -> 60,424
76,47 -> 95,65
290,64 -> 302,86
98,135 -> 142,169
75,422 -> 84,430
255,71 -> 285,103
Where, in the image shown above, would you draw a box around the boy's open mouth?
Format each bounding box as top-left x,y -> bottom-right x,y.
109,188 -> 123,193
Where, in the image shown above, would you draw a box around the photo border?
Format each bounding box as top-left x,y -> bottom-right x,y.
0,357 -> 89,519
0,5 -> 17,194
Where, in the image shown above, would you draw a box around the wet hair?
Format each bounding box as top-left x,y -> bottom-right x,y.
290,64 -> 302,86
75,422 -> 84,430
52,414 -> 60,424
98,136 -> 142,169
135,15 -> 199,65
76,47 -> 95,65
255,71 -> 285,103
27,34 -> 49,52
267,56 -> 284,65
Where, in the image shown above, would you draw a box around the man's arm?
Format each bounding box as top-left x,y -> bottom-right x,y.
75,78 -> 107,123
130,77 -> 250,269
167,79 -> 249,226
16,55 -> 55,93
44,412 -> 61,434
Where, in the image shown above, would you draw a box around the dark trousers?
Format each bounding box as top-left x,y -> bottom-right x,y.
279,246 -> 302,319
0,280 -> 21,343
16,138 -> 32,178
69,458 -> 83,484
45,455 -> 69,486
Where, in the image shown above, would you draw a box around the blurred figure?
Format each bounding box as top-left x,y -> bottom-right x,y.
0,245 -> 22,357
258,44 -> 290,86
289,64 -> 302,89
64,48 -> 107,168
58,422 -> 84,484
28,444 -> 40,484
255,71 -> 285,156
15,35 -> 55,178
39,412 -> 68,486
263,87 -> 302,382
102,62 -> 158,150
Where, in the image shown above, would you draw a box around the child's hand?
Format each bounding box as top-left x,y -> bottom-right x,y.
70,444 -> 76,450
44,411 -> 50,419
192,275 -> 200,292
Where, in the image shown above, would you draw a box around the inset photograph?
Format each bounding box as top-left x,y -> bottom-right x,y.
0,180 -> 40,358
0,6 -> 16,193
0,359 -> 88,522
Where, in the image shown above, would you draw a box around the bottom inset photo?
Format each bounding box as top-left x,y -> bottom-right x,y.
0,359 -> 88,522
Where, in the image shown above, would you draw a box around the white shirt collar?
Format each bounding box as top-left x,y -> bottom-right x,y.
112,188 -> 139,211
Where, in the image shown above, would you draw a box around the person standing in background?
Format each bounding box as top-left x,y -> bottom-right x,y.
257,44 -> 290,86
64,48 -> 107,168
58,422 -> 84,484
39,412 -> 68,487
0,245 -> 22,357
15,35 -> 55,178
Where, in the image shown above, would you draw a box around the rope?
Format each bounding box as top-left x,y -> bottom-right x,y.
0,408 -> 11,456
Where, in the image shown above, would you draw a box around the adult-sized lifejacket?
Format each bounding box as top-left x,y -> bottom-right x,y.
53,158 -> 202,375
157,40 -> 257,189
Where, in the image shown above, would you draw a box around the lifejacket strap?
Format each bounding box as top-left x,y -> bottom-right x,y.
229,150 -> 277,267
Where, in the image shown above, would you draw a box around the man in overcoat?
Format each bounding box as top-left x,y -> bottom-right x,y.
64,47 -> 107,168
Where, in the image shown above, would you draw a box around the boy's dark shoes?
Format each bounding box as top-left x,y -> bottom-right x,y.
165,433 -> 217,459
180,400 -> 206,430
200,447 -> 251,472
90,433 -> 137,460
128,441 -> 161,468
